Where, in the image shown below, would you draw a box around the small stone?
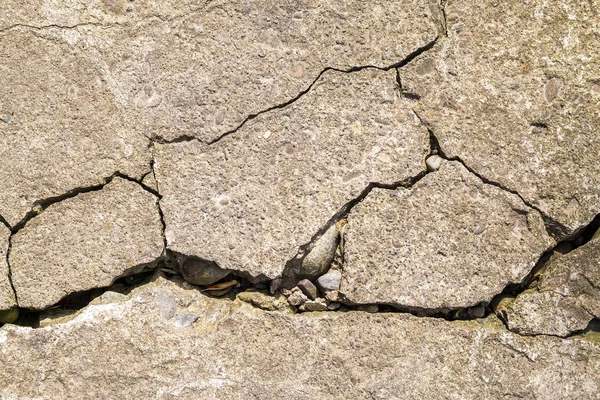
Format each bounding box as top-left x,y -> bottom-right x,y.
299,224 -> 340,278
425,155 -> 443,172
324,291 -> 339,302
280,289 -> 292,297
287,291 -> 308,307
327,302 -> 341,311
356,305 -> 379,313
472,305 -> 486,318
156,293 -> 177,320
177,257 -> 231,286
0,307 -> 19,324
237,291 -> 291,312
270,277 -> 282,295
172,312 -> 199,328
1,114 -> 11,123
316,270 -> 342,292
297,279 -> 318,300
304,299 -> 328,312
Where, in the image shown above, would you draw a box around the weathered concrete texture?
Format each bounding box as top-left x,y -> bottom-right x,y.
400,0 -> 600,235
499,238 -> 600,337
61,0 -> 443,143
0,0 -> 211,30
0,30 -> 151,227
9,178 -> 164,310
0,224 -> 16,311
341,161 -> 554,309
0,276 -> 599,399
155,69 -> 429,280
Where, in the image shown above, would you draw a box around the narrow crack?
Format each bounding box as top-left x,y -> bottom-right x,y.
412,110 -> 570,240
150,36 -> 441,146
0,214 -> 10,230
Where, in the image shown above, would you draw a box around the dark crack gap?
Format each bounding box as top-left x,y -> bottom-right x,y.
412,110 -> 570,240
150,159 -> 169,257
150,36 -> 441,146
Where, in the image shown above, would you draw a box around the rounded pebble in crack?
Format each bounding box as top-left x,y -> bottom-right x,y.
327,302 -> 341,311
297,279 -> 318,300
425,155 -> 443,172
316,270 -> 342,292
0,307 -> 19,324
172,312 -> 199,328
472,305 -> 486,318
178,257 -> 231,286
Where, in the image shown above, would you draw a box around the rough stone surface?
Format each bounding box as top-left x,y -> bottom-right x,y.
0,224 -> 16,312
341,161 -> 554,309
9,0 -> 443,143
0,277 -> 599,399
9,178 -> 164,309
155,69 -> 429,280
0,30 -> 151,227
400,0 -> 600,235
499,238 -> 600,337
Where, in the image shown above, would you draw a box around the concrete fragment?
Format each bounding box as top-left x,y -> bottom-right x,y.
498,238 -> 600,337
401,0 -> 600,235
297,279 -> 318,300
58,0 -> 442,143
0,224 -> 16,314
316,270 -> 342,292
304,299 -> 328,312
341,161 -> 554,309
0,31 -> 151,227
2,277 -> 596,399
9,178 -> 164,310
237,291 -> 294,313
155,69 -> 429,280
287,291 -> 308,307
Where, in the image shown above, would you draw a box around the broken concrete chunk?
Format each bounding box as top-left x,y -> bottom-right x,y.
154,69 -> 429,281
400,0 -> 600,235
341,161 -> 554,309
0,224 -> 17,314
0,277 -> 599,398
176,256 -> 232,286
68,0 -> 442,143
287,291 -> 308,307
304,298 -> 328,312
9,178 -> 164,310
0,31 -> 151,227
237,291 -> 293,313
498,238 -> 600,337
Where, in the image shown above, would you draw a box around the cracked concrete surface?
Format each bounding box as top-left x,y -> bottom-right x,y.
1,0 -> 600,397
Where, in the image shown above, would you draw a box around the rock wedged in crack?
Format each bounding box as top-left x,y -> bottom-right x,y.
498,238 -> 600,337
154,69 -> 429,280
62,0 -> 442,143
341,161 -> 554,309
0,30 -> 151,227
0,224 -> 16,312
9,178 -> 164,310
0,276 -> 599,399
400,0 -> 600,235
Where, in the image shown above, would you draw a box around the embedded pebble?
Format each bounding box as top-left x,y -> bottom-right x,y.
172,312 -> 199,328
425,155 -> 443,172
472,305 -> 486,319
304,299 -> 328,312
287,291 -> 308,307
316,270 -> 342,292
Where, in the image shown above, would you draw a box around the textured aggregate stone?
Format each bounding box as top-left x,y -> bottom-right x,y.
499,238 -> 600,337
401,0 -> 600,235
9,178 -> 164,309
0,277 -> 599,399
341,161 -> 554,309
0,30 -> 151,227
155,69 -> 429,280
